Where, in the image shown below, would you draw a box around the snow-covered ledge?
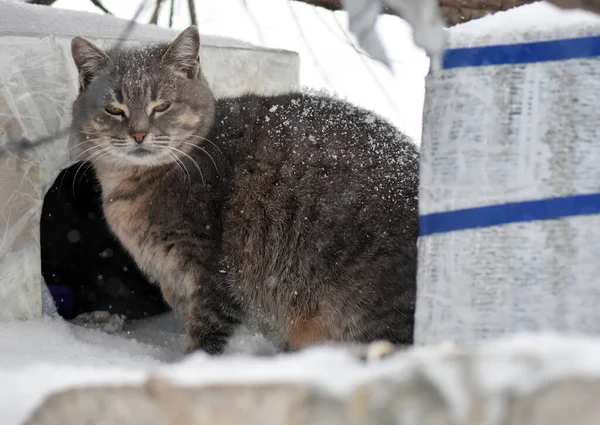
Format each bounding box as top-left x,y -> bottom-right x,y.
0,1 -> 299,321
17,334 -> 600,425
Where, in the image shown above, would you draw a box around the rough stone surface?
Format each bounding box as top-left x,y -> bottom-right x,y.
508,379 -> 600,425
355,374 -> 451,425
24,380 -> 346,425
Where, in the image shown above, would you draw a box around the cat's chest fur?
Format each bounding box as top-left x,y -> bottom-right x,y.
103,188 -> 168,282
99,171 -> 197,295
98,166 -> 226,319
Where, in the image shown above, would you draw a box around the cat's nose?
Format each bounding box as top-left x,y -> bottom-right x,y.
130,132 -> 148,144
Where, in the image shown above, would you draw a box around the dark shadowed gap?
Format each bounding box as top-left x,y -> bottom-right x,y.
40,162 -> 170,320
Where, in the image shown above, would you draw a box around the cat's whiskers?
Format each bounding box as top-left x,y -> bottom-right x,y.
175,141 -> 219,175
79,129 -> 123,138
153,138 -> 219,175
69,143 -> 105,161
57,144 -> 104,196
61,145 -> 109,197
83,147 -> 130,194
66,139 -> 129,168
166,150 -> 191,193
67,139 -> 96,151
79,136 -> 126,142
162,145 -> 206,187
66,144 -> 107,173
67,139 -> 121,155
69,146 -> 109,197
183,134 -> 223,155
77,134 -> 128,144
70,160 -> 98,198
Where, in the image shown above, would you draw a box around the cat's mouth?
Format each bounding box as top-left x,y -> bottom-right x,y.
113,145 -> 172,167
128,147 -> 153,157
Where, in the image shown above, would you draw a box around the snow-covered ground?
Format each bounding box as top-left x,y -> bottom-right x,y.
7,317 -> 600,425
0,316 -> 166,425
0,312 -> 284,425
1,311 -> 395,425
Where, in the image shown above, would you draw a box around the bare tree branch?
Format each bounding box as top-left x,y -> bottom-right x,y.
188,0 -> 197,26
290,0 -> 346,10
150,0 -> 165,24
25,0 -> 58,5
290,0 -> 538,25
547,0 -> 600,13
169,0 -> 176,27
90,0 -> 112,15
291,0 -> 535,11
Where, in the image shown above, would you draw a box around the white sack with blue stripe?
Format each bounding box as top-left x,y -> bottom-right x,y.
415,3 -> 600,345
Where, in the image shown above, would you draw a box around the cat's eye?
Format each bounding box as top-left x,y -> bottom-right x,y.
105,106 -> 125,116
153,103 -> 171,113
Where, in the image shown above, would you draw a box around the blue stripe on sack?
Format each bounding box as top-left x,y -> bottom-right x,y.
443,36 -> 600,69
419,193 -> 600,237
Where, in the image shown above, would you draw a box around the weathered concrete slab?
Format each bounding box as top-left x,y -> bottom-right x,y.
21,337 -> 600,425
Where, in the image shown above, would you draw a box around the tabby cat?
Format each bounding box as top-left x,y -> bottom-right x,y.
70,26 -> 419,354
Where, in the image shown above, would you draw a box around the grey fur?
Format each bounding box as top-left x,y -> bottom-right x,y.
70,26 -> 420,354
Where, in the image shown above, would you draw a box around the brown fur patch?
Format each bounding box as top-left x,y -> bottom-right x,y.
286,309 -> 333,351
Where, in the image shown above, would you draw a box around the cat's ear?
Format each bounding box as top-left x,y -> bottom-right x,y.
71,37 -> 111,90
161,25 -> 201,78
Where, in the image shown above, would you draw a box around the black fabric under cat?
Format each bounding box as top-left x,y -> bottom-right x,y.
40,162 -> 169,320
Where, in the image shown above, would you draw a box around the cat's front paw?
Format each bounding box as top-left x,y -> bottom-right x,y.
185,334 -> 226,355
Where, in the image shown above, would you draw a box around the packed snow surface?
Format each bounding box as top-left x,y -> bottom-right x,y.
453,1 -> 600,34
5,317 -> 600,425
449,2 -> 600,46
0,314 -> 276,425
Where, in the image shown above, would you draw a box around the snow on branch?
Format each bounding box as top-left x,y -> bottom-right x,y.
548,0 -> 600,14
291,0 -> 537,26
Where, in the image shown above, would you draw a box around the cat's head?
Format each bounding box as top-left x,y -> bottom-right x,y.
70,26 -> 215,168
